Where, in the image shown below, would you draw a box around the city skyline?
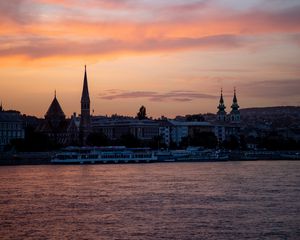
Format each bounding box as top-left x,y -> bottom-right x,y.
0,0 -> 299,117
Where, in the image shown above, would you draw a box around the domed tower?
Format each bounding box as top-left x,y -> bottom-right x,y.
217,88 -> 227,122
79,65 -> 91,145
230,88 -> 240,123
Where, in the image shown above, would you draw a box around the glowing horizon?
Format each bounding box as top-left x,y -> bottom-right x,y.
0,0 -> 299,118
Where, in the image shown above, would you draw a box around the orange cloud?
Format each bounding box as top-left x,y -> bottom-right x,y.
0,35 -> 246,60
35,0 -> 133,9
0,1 -> 299,63
8,6 -> 300,37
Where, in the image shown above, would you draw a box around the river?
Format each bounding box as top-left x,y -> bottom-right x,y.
0,161 -> 299,239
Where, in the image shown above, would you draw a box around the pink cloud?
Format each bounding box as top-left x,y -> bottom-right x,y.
99,90 -> 216,102
0,35 -> 245,59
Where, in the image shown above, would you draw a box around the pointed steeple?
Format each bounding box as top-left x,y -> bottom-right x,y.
80,65 -> 91,145
231,87 -> 239,111
217,88 -> 226,112
0,101 -> 2,111
81,65 -> 90,102
233,87 -> 237,102
230,87 -> 240,123
217,88 -> 227,122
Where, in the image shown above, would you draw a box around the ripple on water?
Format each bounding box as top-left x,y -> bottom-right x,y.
0,161 -> 300,240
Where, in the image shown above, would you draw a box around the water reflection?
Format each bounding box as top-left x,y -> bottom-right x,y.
0,162 -> 299,239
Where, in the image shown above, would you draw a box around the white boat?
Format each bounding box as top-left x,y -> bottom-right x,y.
51,146 -> 157,164
171,147 -> 229,162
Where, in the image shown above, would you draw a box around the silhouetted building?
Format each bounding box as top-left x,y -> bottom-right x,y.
214,88 -> 241,142
36,93 -> 79,146
216,88 -> 241,124
0,105 -> 25,151
79,65 -> 91,145
92,117 -> 159,141
36,66 -> 91,146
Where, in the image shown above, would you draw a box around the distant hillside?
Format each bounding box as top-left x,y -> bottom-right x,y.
240,106 -> 300,128
240,106 -> 300,116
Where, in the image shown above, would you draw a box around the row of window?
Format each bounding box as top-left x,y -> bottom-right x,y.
0,131 -> 24,137
57,153 -> 153,160
0,123 -> 22,130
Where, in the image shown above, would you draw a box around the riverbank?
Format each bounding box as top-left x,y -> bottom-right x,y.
1,149 -> 300,165
0,152 -> 54,165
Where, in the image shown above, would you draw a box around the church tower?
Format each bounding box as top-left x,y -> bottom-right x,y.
230,88 -> 240,123
80,65 -> 91,145
217,88 -> 227,122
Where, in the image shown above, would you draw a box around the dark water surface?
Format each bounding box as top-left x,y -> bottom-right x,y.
0,161 -> 299,240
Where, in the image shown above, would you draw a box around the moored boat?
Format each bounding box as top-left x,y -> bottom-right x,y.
51,146 -> 157,164
171,147 -> 229,162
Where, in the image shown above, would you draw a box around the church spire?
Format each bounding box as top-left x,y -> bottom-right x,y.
80,65 -> 91,145
231,87 -> 239,110
217,88 -> 226,122
81,65 -> 90,102
218,88 -> 226,112
220,88 -> 224,102
0,101 -> 3,111
230,87 -> 240,123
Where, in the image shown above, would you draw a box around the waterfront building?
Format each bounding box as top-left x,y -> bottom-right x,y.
158,120 -> 214,147
212,123 -> 241,143
213,88 -> 241,142
213,124 -> 226,142
0,105 -> 25,151
36,93 -> 79,146
158,120 -> 172,146
168,120 -> 189,146
36,66 -> 91,146
92,117 -> 159,141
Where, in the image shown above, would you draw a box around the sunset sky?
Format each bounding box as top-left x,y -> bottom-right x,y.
0,0 -> 299,118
